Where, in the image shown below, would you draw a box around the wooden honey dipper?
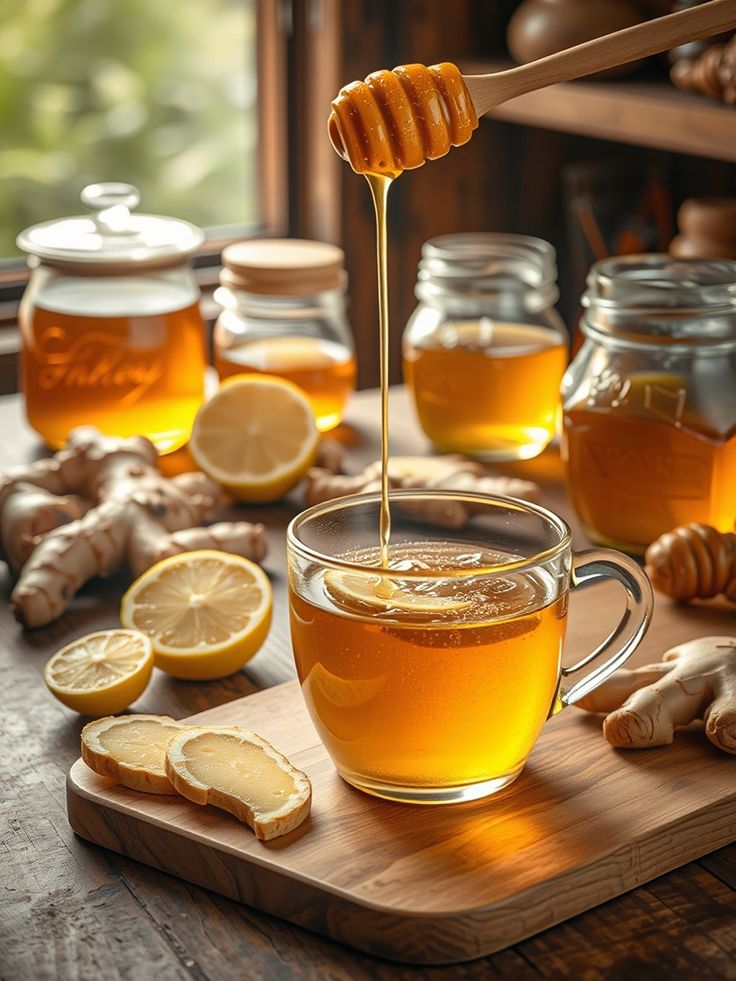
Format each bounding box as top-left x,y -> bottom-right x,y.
328,0 -> 736,177
645,523 -> 736,604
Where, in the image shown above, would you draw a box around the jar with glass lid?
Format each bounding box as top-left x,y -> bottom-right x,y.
16,183 -> 206,453
213,239 -> 356,432
402,233 -> 568,461
562,255 -> 736,554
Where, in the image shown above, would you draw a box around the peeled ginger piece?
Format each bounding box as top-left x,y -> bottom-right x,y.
165,726 -> 311,840
81,715 -> 185,794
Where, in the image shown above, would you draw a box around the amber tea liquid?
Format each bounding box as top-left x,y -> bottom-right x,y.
404,321 -> 567,460
20,277 -> 205,452
215,336 -> 356,432
290,541 -> 566,792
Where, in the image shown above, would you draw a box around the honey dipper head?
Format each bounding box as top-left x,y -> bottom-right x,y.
328,62 -> 478,178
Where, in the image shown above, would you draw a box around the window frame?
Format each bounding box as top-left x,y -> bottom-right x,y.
0,0 -> 289,329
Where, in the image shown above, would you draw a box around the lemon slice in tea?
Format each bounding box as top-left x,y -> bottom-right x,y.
324,569 -> 472,617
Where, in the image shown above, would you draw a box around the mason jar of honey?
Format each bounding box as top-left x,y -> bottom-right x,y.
17,183 -> 206,452
402,233 -> 568,460
213,239 -> 356,432
562,255 -> 736,554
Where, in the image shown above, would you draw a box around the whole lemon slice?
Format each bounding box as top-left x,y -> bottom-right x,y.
324,569 -> 471,618
120,550 -> 272,680
44,629 -> 153,715
189,375 -> 319,502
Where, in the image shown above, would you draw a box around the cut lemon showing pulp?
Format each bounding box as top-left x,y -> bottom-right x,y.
44,629 -> 153,716
189,375 -> 319,503
120,550 -> 272,680
324,569 -> 472,618
81,715 -> 184,794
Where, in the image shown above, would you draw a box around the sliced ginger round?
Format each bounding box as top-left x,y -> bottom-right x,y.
165,726 -> 311,840
120,550 -> 272,680
44,629 -> 153,716
81,715 -> 185,794
189,375 -> 319,502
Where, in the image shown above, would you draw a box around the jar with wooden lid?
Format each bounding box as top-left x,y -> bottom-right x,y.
402,233 -> 568,460
17,183 -> 206,452
562,255 -> 736,554
213,239 -> 356,432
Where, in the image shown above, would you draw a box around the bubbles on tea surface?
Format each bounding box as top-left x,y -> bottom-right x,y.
321,539 -> 555,625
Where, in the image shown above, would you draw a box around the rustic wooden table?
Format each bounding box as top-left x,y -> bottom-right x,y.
2,387 -> 735,980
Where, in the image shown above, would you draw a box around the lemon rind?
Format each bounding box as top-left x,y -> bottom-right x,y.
119,551 -> 273,678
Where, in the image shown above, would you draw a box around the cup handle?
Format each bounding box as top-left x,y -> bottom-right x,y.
558,549 -> 654,709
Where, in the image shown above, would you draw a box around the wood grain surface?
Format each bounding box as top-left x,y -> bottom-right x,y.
67,670 -> 736,964
2,387 -> 736,979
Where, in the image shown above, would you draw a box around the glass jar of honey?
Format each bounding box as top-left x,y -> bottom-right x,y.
562,255 -> 736,554
17,183 -> 206,453
213,239 -> 356,432
402,233 -> 568,460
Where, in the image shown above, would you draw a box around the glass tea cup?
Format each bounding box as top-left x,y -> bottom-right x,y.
287,490 -> 652,805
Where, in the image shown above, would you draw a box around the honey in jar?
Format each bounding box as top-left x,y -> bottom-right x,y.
404,321 -> 567,460
403,234 -> 568,460
213,240 -> 356,432
562,256 -> 736,554
17,183 -> 206,452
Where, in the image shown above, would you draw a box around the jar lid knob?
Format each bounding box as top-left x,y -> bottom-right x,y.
81,182 -> 140,211
81,183 -> 141,237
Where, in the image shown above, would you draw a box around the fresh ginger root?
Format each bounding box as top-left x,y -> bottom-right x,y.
1,428 -> 267,629
576,636 -> 736,754
645,523 -> 736,604
314,438 -> 344,476
304,454 -> 540,527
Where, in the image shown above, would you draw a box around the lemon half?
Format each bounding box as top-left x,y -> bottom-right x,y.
44,629 -> 153,715
189,375 -> 319,502
120,550 -> 272,680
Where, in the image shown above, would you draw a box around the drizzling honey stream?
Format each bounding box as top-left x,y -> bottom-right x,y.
365,173 -> 393,566
329,62 -> 477,563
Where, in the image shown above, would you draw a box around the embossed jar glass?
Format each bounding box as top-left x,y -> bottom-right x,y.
17,183 -> 206,452
561,255 -> 736,554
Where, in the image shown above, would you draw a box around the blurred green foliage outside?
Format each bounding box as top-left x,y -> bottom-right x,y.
0,0 -> 257,258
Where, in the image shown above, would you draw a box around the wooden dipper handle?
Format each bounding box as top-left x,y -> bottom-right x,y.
463,0 -> 736,115
329,2 -> 736,177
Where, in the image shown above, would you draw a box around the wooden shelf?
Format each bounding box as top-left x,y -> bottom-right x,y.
463,60 -> 736,162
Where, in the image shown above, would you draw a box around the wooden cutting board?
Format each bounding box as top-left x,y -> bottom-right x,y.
67,676 -> 736,965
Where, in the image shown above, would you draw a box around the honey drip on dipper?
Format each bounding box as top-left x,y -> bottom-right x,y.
326,7 -> 736,561
328,62 -> 478,178
328,63 -> 477,563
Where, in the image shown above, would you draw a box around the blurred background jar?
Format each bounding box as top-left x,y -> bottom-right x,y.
17,183 -> 206,453
214,240 -> 356,433
669,198 -> 736,260
402,233 -> 568,461
507,0 -> 644,78
561,255 -> 736,554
